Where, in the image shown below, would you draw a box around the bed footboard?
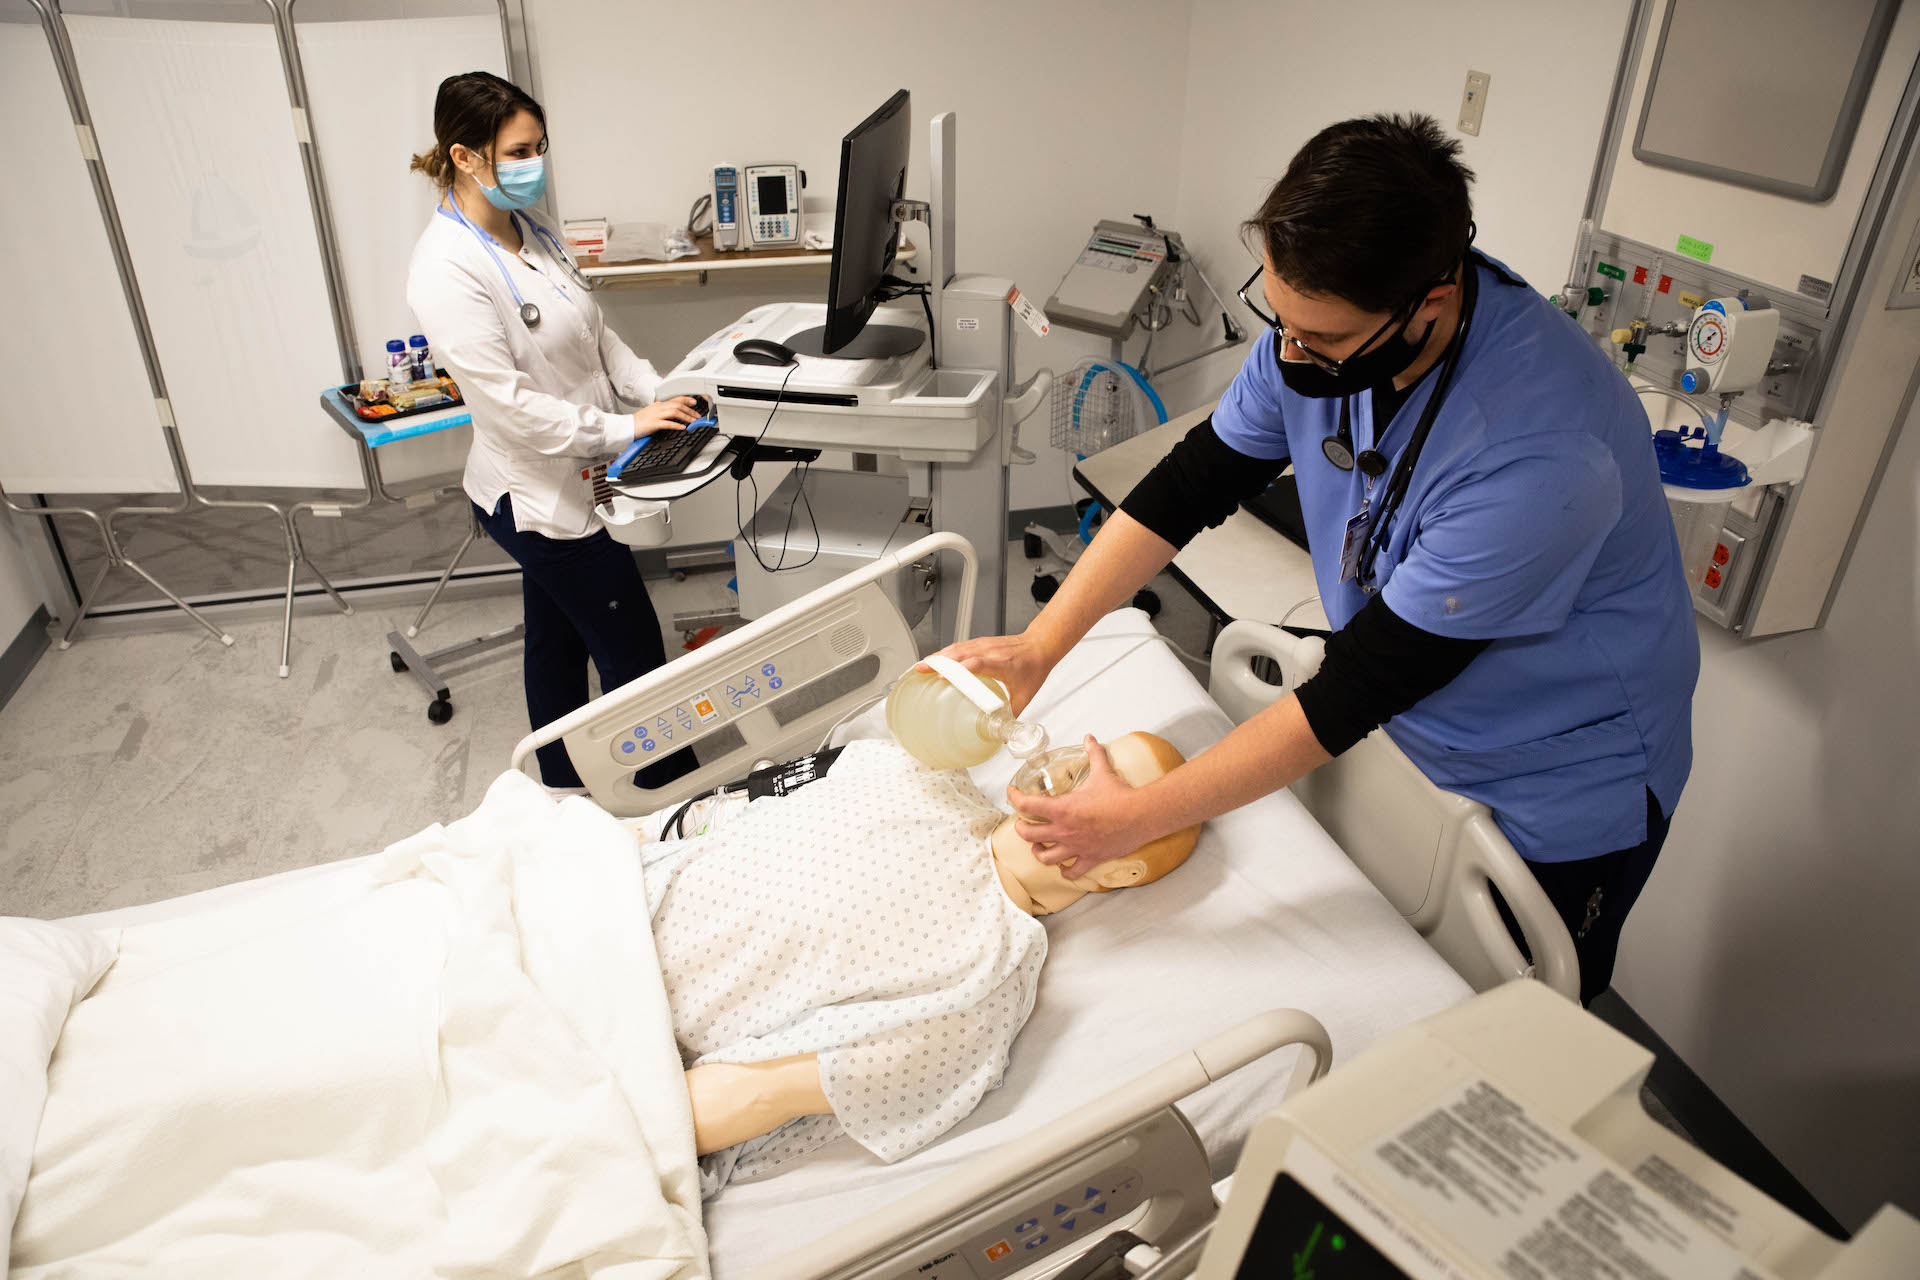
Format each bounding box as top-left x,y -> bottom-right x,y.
1208,621 -> 1579,1002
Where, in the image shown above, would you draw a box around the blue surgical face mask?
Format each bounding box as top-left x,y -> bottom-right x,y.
479,154 -> 546,211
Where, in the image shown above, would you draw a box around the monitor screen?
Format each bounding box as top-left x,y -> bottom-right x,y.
756,174 -> 788,215
1234,1174 -> 1406,1278
784,89 -> 924,359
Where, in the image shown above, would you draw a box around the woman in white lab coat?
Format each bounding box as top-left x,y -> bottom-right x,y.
406,71 -> 699,789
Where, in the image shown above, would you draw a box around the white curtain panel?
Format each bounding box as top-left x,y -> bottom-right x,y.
0,20 -> 178,494
296,5 -> 507,485
67,13 -> 360,489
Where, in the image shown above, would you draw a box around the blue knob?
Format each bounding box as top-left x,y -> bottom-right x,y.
1680,368 -> 1706,393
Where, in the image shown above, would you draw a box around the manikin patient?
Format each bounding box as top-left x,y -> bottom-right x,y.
627,732 -> 1199,1191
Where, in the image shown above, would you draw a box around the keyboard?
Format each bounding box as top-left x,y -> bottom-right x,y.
609,422 -> 720,483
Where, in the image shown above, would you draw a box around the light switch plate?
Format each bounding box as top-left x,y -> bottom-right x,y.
1887,210 -> 1920,310
1458,70 -> 1491,136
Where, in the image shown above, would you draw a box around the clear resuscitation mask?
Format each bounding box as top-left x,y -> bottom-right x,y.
885,656 -> 1049,771
1007,745 -> 1092,826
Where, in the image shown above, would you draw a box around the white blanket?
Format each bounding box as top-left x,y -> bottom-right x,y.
12,772 -> 707,1280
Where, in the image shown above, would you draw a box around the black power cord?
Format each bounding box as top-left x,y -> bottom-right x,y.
731,363 -> 822,574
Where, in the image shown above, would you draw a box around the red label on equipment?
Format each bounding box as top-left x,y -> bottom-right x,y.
1658,275 -> 1673,293
1632,266 -> 1648,284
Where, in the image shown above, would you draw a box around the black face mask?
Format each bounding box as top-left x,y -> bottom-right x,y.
1275,311 -> 1436,399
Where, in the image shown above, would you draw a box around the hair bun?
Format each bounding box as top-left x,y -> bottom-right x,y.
409,147 -> 450,185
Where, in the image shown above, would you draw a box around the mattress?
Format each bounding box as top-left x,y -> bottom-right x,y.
65,609 -> 1471,1279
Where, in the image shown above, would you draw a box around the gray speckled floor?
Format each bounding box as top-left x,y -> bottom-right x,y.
2,539 -> 1212,920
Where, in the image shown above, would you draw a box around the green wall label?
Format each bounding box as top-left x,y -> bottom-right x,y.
1595,261 -> 1627,280
1676,234 -> 1714,263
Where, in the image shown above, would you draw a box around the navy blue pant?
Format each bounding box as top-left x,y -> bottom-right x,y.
475,496 -> 695,791
1495,788 -> 1673,1006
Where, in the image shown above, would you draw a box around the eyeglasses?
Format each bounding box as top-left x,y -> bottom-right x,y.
1236,266 -> 1420,372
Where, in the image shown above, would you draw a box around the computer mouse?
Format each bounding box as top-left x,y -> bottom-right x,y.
733,338 -> 798,367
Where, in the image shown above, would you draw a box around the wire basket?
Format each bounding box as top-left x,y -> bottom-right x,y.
1049,359 -> 1149,457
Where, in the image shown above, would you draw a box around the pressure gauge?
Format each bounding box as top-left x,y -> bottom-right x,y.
1688,311 -> 1729,363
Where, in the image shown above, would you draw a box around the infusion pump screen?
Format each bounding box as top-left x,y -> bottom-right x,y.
756,175 -> 790,214
1235,1175 -> 1406,1278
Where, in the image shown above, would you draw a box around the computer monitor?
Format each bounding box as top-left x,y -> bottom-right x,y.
784,89 -> 926,360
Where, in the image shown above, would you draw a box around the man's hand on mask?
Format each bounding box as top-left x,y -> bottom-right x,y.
1008,736 -> 1151,880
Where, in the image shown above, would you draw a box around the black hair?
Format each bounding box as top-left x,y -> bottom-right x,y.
409,70 -> 545,188
1242,112 -> 1474,314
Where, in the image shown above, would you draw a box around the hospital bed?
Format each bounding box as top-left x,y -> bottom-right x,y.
19,534 -> 1567,1279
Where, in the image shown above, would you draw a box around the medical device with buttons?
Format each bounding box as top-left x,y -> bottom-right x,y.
743,162 -> 805,249
711,164 -> 741,251
1194,981 -> 1918,1280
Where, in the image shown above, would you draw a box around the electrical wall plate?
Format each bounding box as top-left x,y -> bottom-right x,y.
1886,210 -> 1920,310
1458,70 -> 1491,136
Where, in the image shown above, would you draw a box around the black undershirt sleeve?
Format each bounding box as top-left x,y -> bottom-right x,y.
1294,594 -> 1492,757
1118,416 -> 1289,549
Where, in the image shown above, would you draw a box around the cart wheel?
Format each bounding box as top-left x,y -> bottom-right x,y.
1132,588 -> 1161,618
1023,531 -> 1044,559
1031,574 -> 1060,604
427,698 -> 453,725
673,570 -> 688,583
389,651 -> 408,673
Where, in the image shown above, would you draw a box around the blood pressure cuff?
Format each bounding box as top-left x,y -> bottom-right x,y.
1120,416 -> 1289,549
658,746 -> 847,840
1294,595 -> 1491,757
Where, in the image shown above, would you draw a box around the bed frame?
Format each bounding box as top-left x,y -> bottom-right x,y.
1207,623 -> 1580,1001
516,533 -> 1577,996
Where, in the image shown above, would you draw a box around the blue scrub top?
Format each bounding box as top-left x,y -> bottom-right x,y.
1214,253 -> 1700,861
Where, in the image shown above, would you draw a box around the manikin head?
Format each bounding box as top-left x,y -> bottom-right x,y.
989,732 -> 1200,916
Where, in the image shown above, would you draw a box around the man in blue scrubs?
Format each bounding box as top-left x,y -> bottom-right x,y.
934,114 -> 1698,1003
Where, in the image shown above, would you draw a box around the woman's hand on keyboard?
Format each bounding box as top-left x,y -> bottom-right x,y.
919,630 -> 1059,717
631,395 -> 701,439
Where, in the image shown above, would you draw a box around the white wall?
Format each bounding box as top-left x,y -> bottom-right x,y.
1615,386 -> 1920,1229
518,0 -> 1195,512
1155,0 -> 1631,412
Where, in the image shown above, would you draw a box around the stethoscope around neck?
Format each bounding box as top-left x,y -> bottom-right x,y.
1341,260 -> 1482,594
438,195 -> 592,330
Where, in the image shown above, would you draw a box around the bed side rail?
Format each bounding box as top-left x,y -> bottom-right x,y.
753,1009 -> 1331,1280
1208,621 -> 1579,1002
511,533 -> 976,817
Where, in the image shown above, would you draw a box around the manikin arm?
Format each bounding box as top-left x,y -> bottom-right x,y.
684,1055 -> 831,1156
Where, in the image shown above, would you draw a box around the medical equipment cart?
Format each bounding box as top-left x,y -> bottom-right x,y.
317,386 -> 523,724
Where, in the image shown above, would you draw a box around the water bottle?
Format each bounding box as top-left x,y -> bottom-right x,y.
409,334 -> 436,382
885,657 -> 1047,771
386,338 -> 413,388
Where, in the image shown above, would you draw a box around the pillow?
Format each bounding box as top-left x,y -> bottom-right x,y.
0,918 -> 117,1272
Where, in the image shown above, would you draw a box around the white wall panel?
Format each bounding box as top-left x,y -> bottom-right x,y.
67,13 -> 358,488
0,21 -> 176,494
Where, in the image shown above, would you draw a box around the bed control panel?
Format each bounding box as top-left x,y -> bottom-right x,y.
606,638 -> 808,764
966,1166 -> 1144,1272
868,1107 -> 1213,1280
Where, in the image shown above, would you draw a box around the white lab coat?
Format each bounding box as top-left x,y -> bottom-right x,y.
406,205 -> 660,538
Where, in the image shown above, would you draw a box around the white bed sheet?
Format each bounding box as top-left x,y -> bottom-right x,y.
696,610 -> 1470,1277
65,610 -> 1471,1280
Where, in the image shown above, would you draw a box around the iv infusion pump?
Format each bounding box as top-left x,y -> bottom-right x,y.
711,165 -> 740,250
743,163 -> 804,249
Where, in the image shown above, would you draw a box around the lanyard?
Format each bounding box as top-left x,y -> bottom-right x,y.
1350,260 -> 1481,594
437,200 -> 587,327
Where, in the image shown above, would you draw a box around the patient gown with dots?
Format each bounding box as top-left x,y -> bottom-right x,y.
640,739 -> 1047,1192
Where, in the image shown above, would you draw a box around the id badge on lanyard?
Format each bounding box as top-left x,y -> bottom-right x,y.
1338,501 -> 1371,584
